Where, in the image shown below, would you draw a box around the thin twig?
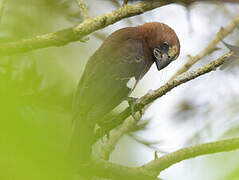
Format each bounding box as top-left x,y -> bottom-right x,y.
1,0 -> 238,56
99,51 -> 233,157
0,0 -> 172,56
141,137 -> 239,175
169,13 -> 239,81
76,0 -> 88,20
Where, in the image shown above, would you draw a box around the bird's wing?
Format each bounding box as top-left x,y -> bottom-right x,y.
72,37 -> 148,128
69,32 -> 149,163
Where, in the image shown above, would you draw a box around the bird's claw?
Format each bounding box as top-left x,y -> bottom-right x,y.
126,97 -> 141,120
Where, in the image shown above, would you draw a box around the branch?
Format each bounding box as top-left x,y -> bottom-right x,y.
99,51 -> 233,157
91,137 -> 239,179
89,159 -> 157,180
98,10 -> 239,161
76,0 -> 89,20
96,4 -> 239,177
99,114 -> 142,160
169,13 -> 239,81
141,137 -> 239,175
0,0 -> 172,56
1,0 -> 239,56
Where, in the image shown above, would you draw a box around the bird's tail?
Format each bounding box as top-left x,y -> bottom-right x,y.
66,114 -> 94,174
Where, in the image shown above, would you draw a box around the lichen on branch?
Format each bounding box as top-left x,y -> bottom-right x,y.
169,13 -> 239,80
0,0 -> 171,56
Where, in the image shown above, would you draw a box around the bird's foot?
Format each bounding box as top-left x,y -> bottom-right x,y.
126,97 -> 142,120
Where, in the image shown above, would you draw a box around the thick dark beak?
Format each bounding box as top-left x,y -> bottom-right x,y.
153,48 -> 172,71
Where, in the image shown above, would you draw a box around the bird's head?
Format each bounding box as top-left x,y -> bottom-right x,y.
140,22 -> 180,70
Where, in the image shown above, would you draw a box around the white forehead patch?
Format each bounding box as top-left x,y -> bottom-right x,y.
126,77 -> 137,90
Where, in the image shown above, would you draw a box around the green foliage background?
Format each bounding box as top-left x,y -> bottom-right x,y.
0,0 -> 84,179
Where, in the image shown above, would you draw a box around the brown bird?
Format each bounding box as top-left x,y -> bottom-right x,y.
68,22 -> 180,167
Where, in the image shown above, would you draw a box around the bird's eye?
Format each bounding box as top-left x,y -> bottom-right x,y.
161,41 -> 169,51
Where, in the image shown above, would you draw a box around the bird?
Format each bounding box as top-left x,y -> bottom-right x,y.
68,22 -> 180,168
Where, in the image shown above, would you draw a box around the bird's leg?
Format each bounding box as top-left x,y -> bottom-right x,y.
126,97 -> 142,120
